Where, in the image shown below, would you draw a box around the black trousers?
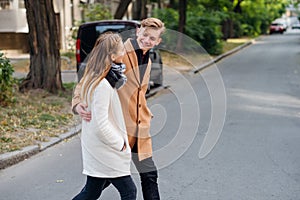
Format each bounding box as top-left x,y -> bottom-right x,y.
131,143 -> 160,200
72,175 -> 136,200
74,144 -> 160,200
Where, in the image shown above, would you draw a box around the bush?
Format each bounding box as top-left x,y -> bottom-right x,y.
0,53 -> 16,106
80,3 -> 112,22
66,3 -> 113,52
153,8 -> 179,30
154,7 -> 223,55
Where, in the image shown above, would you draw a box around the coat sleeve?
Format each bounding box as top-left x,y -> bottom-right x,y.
92,82 -> 124,151
71,81 -> 83,114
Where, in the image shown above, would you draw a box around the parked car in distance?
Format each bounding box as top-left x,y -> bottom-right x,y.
269,22 -> 286,34
292,23 -> 300,29
75,20 -> 163,88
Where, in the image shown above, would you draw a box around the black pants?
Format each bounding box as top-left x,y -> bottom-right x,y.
131,143 -> 160,200
72,175 -> 136,200
74,144 -> 160,200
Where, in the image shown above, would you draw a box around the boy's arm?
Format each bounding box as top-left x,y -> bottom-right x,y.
72,82 -> 92,122
71,82 -> 83,114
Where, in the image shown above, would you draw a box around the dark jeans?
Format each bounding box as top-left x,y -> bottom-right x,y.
132,143 -> 160,200
72,175 -> 136,200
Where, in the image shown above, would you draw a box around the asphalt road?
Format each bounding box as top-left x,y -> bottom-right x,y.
1,29 -> 300,200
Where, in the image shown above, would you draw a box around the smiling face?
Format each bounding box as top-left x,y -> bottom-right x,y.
136,27 -> 162,53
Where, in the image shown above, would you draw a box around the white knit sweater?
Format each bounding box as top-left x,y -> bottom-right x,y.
80,78 -> 131,178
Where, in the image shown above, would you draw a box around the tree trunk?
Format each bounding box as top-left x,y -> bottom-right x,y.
157,0 -> 161,9
176,0 -> 187,51
222,19 -> 234,39
168,0 -> 177,9
114,0 -> 132,19
132,0 -> 147,20
20,0 -> 63,93
233,0 -> 243,13
178,0 -> 186,34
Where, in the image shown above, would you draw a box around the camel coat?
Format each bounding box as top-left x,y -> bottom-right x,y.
72,38 -> 153,161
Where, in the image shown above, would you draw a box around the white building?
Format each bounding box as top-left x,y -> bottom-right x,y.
0,0 -> 83,52
0,0 -> 157,53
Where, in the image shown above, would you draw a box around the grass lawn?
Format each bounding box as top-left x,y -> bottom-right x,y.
0,83 -> 77,154
222,37 -> 252,52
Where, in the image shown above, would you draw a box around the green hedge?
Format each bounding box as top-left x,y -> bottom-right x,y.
0,53 -> 16,106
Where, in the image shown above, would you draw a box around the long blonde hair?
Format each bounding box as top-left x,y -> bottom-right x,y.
80,32 -> 123,105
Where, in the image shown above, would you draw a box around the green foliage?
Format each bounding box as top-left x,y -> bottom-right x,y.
59,82 -> 76,101
61,51 -> 75,59
67,0 -> 291,54
63,82 -> 76,90
188,3 -> 224,55
67,3 -> 113,51
153,8 -> 181,51
186,8 -> 224,55
154,4 -> 223,55
66,23 -> 80,52
0,88 -> 74,154
153,8 -> 179,30
80,3 -> 113,22
0,53 -> 16,106
239,0 -> 289,36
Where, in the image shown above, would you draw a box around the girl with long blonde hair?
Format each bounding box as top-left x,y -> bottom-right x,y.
73,32 -> 136,200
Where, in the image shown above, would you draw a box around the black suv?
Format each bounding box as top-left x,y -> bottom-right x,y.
75,20 -> 163,88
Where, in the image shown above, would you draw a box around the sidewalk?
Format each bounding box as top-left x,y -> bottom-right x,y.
4,51 -> 79,83
0,40 -> 253,170
3,50 -> 30,60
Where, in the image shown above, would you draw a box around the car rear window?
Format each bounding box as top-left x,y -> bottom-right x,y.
80,23 -> 137,44
77,22 -> 139,66
96,24 -> 138,42
96,24 -> 135,38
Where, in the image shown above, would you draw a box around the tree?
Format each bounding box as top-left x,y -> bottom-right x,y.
233,0 -> 244,13
132,0 -> 147,19
20,0 -> 63,93
114,0 -> 132,19
176,0 -> 187,50
81,3 -> 112,22
178,0 -> 187,34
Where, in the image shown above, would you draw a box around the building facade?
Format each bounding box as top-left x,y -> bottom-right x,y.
0,0 -> 84,52
0,0 -> 158,53
0,0 -> 28,52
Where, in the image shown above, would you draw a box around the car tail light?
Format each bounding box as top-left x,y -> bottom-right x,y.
76,39 -> 81,64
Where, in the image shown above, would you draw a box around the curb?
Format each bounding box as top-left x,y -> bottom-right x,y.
0,124 -> 81,170
193,40 -> 253,73
0,40 -> 254,170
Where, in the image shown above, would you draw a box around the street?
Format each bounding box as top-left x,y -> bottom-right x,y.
1,30 -> 300,199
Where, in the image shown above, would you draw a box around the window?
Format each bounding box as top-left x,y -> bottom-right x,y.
0,0 -> 12,10
19,0 -> 25,9
95,24 -> 136,41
